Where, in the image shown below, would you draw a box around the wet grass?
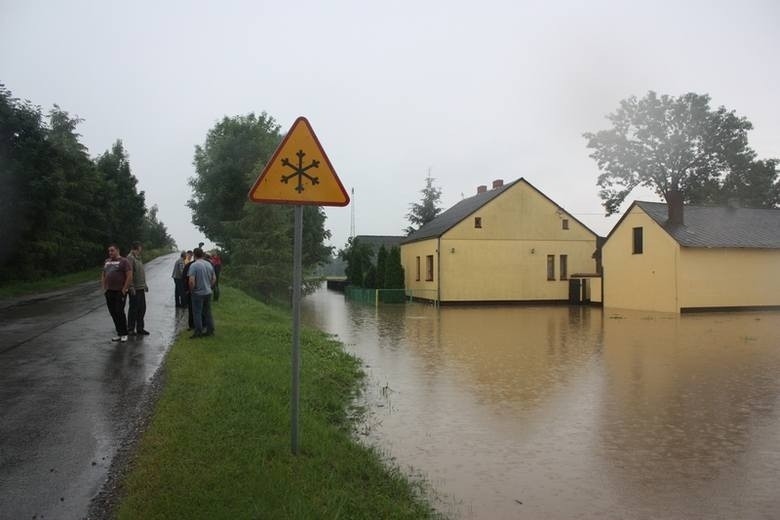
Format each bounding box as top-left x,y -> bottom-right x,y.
117,285 -> 438,519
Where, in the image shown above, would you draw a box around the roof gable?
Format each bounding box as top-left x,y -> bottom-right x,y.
624,201 -> 780,249
402,178 -> 597,244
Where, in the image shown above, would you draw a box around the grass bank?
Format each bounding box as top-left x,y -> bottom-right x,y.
0,247 -> 174,298
117,285 -> 438,519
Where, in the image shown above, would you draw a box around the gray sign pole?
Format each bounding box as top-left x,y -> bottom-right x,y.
291,205 -> 303,455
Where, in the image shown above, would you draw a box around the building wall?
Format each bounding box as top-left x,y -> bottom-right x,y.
602,206 -> 680,313
678,248 -> 780,310
437,181 -> 597,302
401,238 -> 439,301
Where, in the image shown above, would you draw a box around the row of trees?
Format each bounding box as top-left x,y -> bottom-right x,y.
340,239 -> 404,290
187,113 -> 332,300
0,85 -> 175,282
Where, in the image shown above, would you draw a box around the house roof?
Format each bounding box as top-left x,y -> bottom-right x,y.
634,201 -> 780,249
402,178 -> 597,244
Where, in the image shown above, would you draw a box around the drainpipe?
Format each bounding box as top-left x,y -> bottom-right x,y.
437,237 -> 441,305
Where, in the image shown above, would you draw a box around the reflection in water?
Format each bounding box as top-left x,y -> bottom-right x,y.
302,286 -> 780,519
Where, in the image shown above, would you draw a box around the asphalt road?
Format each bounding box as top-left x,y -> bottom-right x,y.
0,253 -> 183,519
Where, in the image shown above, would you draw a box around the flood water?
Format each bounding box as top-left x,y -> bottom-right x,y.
301,285 -> 780,519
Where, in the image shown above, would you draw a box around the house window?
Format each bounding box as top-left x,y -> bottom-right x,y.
562,219 -> 569,230
425,255 -> 434,281
415,256 -> 420,281
559,255 -> 568,280
474,217 -> 482,228
547,255 -> 555,281
633,227 -> 643,254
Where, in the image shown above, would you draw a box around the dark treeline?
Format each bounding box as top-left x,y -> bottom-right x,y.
188,113 -> 332,302
0,84 -> 175,282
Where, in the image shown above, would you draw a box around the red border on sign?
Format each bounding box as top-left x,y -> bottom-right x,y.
248,116 -> 350,207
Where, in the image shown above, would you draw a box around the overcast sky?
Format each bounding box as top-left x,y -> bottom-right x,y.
2,0 -> 779,251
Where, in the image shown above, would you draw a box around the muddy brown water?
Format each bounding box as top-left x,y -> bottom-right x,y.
301,285 -> 780,519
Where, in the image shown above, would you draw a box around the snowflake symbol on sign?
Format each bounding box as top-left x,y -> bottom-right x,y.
280,150 -> 320,193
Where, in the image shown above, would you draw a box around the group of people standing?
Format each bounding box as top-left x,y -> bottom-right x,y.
101,243 -> 222,342
101,242 -> 149,343
171,245 -> 221,339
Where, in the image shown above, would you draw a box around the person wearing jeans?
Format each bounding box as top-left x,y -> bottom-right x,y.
187,248 -> 216,338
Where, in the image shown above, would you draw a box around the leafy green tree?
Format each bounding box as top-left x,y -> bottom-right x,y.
363,264 -> 378,289
584,91 -> 778,215
142,205 -> 177,250
189,113 -> 332,301
339,237 -> 373,287
95,140 -> 146,249
226,204 -> 332,300
188,113 -> 281,246
0,86 -> 53,279
0,84 -> 175,281
384,246 -> 404,289
47,106 -> 109,270
405,173 -> 442,234
375,245 -> 388,288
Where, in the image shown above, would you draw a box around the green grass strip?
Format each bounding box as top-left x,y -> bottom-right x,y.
0,248 -> 174,298
117,285 -> 438,519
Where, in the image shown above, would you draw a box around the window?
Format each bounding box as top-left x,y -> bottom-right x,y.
632,227 -> 643,254
547,255 -> 555,281
415,256 -> 421,281
474,217 -> 482,228
425,255 -> 434,281
559,255 -> 568,280
562,219 -> 569,230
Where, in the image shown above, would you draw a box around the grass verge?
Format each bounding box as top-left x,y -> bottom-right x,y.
0,248 -> 174,298
117,285 -> 439,519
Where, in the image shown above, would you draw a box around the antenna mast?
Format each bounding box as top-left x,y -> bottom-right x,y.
349,187 -> 356,239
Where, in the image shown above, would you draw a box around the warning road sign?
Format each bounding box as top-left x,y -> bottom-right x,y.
248,117 -> 349,206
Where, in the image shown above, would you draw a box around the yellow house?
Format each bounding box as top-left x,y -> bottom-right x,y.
400,178 -> 600,304
602,201 -> 780,313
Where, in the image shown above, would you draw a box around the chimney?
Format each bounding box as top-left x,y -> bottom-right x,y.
492,179 -> 504,189
667,190 -> 684,226
477,185 -> 487,194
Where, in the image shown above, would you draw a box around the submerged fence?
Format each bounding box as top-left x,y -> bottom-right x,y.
343,286 -> 439,306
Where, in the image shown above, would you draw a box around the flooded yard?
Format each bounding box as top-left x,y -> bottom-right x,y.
301,285 -> 780,519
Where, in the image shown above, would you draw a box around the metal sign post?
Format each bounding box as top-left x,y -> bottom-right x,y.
247,116 -> 349,455
290,205 -> 303,454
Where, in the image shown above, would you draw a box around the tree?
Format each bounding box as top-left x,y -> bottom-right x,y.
142,205 -> 177,250
339,237 -> 373,287
375,245 -> 388,288
95,140 -> 146,248
384,246 -> 404,289
189,113 -> 332,301
584,91 -> 779,215
405,172 -> 442,234
188,113 -> 281,246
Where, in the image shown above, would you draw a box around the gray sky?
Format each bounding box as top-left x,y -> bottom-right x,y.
2,0 -> 779,251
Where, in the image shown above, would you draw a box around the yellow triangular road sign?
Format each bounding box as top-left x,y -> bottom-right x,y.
248,117 -> 349,206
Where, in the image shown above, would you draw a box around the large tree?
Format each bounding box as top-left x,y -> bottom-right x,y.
189,113 -> 332,300
95,140 -> 146,248
405,173 -> 443,235
584,91 -> 779,215
188,113 -> 281,246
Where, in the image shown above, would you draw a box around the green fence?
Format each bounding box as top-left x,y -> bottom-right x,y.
344,286 -> 439,305
344,287 -> 410,304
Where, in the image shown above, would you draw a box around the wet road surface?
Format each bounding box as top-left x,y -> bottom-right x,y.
0,253 -> 182,519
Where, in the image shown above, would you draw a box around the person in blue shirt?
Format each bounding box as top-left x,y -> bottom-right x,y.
187,248 -> 216,338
